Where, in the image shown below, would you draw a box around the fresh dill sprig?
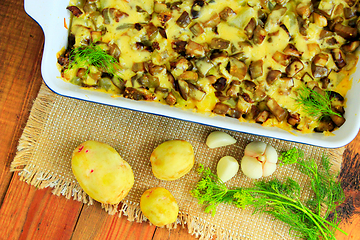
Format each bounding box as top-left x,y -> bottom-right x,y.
295,86 -> 341,119
68,44 -> 121,78
192,158 -> 347,240
281,148 -> 345,221
279,147 -> 304,165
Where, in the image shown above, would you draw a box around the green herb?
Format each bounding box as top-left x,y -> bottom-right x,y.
68,44 -> 121,78
192,150 -> 346,240
279,147 -> 304,165
295,86 -> 341,119
281,148 -> 345,220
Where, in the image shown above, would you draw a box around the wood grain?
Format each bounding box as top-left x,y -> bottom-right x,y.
0,0 -> 359,239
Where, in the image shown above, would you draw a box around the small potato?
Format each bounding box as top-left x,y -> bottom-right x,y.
140,187 -> 179,227
72,141 -> 134,204
150,140 -> 194,181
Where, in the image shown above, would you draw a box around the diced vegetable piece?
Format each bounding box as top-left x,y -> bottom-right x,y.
219,7 -> 236,21
229,58 -> 247,80
272,51 -> 291,66
286,59 -> 304,77
176,11 -> 191,28
253,25 -> 266,45
266,70 -> 281,85
267,98 -> 287,121
210,38 -> 230,50
203,13 -> 221,28
190,23 -> 204,36
186,40 -> 205,57
249,60 -> 263,79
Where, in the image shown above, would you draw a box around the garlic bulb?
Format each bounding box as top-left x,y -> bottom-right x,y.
241,141 -> 278,179
217,156 -> 239,182
206,131 -> 237,148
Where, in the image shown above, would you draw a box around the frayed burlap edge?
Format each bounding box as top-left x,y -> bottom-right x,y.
10,84 -> 346,240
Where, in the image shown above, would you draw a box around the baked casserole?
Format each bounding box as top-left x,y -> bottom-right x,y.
58,0 -> 359,133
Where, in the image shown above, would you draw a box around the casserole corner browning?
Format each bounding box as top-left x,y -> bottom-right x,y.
58,0 -> 359,134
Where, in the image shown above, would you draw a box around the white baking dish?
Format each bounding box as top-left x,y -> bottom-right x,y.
25,0 -> 360,148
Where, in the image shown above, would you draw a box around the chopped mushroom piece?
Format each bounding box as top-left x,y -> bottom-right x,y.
333,23 -> 358,39
341,41 -> 360,52
210,38 -> 230,50
331,49 -> 347,69
287,113 -> 300,126
176,11 -> 191,28
283,44 -> 302,57
253,25 -> 267,45
191,0 -> 205,19
188,83 -> 206,101
166,92 -> 177,105
213,103 -> 230,115
226,80 -> 241,98
266,70 -> 281,85
296,3 -> 312,18
219,7 -> 236,20
272,51 -> 291,66
286,59 -> 304,77
256,110 -> 270,123
229,58 -> 247,80
331,114 -> 345,127
266,98 -> 287,122
245,18 -> 256,40
67,6 -> 83,17
212,77 -> 227,91
249,60 -> 263,79
190,23 -> 204,37
186,41 -> 205,57
203,13 -> 221,28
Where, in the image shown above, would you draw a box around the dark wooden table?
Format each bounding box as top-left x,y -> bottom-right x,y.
1,1 -> 359,239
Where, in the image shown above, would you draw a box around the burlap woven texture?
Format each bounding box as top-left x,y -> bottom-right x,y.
11,84 -> 344,240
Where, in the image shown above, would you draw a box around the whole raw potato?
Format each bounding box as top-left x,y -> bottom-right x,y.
140,187 -> 179,227
150,140 -> 194,180
71,141 -> 134,204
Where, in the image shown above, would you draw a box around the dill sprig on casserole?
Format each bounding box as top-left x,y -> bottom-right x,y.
58,0 -> 359,133
68,44 -> 121,78
296,86 -> 342,119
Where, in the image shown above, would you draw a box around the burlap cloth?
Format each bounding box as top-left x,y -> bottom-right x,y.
11,83 -> 344,240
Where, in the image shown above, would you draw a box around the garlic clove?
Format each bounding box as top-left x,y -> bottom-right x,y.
217,156 -> 239,182
264,145 -> 278,163
206,131 -> 237,148
241,156 -> 263,179
262,162 -> 277,177
244,141 -> 267,158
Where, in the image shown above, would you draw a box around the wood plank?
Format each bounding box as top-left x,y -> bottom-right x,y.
335,130 -> 360,239
71,202 -> 156,240
18,188 -> 83,240
152,225 -> 196,240
0,0 -> 44,203
0,175 -> 38,239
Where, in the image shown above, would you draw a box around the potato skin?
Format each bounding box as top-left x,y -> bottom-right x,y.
71,141 -> 134,204
140,187 -> 179,227
150,140 -> 194,180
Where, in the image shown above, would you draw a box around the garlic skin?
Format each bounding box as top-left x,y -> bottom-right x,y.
217,156 -> 239,182
206,131 -> 237,148
241,141 -> 278,179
